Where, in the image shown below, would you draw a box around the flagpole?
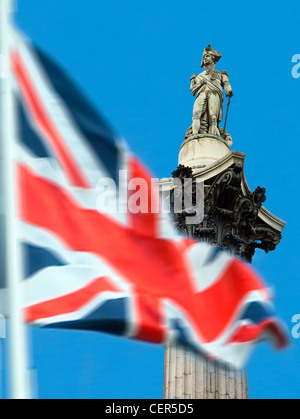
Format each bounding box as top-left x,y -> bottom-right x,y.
0,0 -> 30,399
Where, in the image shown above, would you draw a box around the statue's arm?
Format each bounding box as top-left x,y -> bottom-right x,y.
221,71 -> 233,97
190,74 -> 204,96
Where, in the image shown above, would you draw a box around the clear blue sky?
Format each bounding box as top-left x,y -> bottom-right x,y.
1,0 -> 300,399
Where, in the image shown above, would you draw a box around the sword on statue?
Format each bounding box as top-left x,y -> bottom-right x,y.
223,92 -> 233,132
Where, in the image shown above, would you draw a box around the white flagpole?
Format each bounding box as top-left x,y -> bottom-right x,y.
0,0 -> 30,399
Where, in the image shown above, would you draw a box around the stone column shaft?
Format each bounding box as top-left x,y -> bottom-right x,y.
164,344 -> 248,399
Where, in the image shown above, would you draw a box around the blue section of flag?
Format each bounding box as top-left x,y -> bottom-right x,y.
23,243 -> 66,278
17,97 -> 51,158
171,318 -> 191,346
238,301 -> 275,325
45,298 -> 128,335
33,46 -> 121,184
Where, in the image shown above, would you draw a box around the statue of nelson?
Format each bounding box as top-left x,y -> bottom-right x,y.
190,45 -> 233,137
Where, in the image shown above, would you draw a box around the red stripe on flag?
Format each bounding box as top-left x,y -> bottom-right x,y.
127,156 -> 159,238
133,293 -> 166,343
227,319 -> 288,348
25,276 -> 121,323
11,50 -> 90,188
191,259 -> 266,342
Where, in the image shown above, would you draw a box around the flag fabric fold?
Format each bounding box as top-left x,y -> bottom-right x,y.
8,26 -> 288,369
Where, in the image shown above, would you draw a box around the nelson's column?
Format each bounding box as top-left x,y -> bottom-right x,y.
160,45 -> 286,399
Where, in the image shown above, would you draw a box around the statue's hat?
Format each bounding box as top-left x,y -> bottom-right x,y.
201,44 -> 222,67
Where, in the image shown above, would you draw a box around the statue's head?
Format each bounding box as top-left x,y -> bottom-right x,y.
201,45 -> 222,67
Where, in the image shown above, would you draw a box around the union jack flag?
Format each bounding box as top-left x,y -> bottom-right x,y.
8,26 -> 287,369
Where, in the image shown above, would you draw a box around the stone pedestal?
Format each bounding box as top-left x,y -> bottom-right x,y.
178,134 -> 232,169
